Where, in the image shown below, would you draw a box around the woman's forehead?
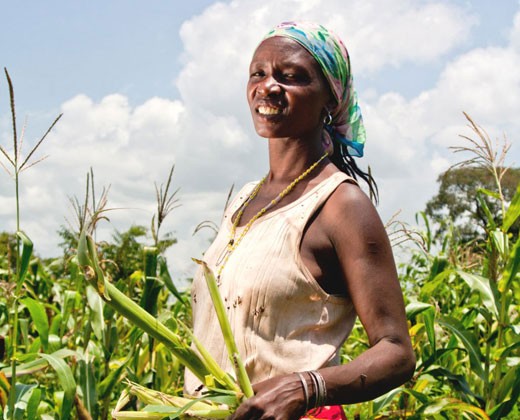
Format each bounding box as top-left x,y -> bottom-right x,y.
251,36 -> 319,67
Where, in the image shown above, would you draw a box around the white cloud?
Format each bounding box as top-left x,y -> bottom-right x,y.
176,0 -> 476,119
430,155 -> 450,173
364,38 -> 520,173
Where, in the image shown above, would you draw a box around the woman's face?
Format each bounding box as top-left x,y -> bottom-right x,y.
247,36 -> 332,140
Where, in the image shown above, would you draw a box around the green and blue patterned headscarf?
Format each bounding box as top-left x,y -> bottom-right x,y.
262,21 -> 366,158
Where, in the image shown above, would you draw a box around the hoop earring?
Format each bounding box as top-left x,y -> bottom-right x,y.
323,110 -> 333,126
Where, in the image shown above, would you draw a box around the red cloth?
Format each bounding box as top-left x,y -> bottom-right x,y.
301,405 -> 347,419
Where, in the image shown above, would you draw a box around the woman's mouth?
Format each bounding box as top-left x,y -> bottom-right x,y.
257,105 -> 283,116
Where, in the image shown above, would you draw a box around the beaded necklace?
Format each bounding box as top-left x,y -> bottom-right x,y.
216,152 -> 328,279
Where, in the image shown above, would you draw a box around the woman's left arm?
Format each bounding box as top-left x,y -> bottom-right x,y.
318,183 -> 416,405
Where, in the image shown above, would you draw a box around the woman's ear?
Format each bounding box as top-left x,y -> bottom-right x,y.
326,95 -> 337,112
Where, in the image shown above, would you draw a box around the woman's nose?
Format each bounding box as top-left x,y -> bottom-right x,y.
257,76 -> 282,96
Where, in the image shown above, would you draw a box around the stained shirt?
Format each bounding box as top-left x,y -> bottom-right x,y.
185,171 -> 358,394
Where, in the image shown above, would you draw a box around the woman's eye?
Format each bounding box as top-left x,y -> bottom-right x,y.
283,73 -> 307,83
250,71 -> 264,78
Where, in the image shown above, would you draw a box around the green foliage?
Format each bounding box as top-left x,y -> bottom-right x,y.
344,113 -> 520,419
1,71 -> 188,418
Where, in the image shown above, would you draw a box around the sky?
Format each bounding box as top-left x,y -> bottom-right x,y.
1,0 -> 519,281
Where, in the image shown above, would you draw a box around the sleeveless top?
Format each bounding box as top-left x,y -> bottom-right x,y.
184,171 -> 358,394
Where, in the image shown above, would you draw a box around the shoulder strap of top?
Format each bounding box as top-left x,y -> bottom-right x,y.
288,171 -> 358,232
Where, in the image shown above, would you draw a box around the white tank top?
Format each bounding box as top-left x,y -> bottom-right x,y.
185,171 -> 358,394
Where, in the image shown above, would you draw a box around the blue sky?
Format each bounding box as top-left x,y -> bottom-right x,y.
2,1 -> 214,109
3,1 -> 519,110
1,0 -> 519,279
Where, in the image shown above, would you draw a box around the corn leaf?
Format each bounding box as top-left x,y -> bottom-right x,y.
86,285 -> 105,341
0,371 -> 10,410
15,231 -> 33,290
1,349 -> 76,377
422,306 -> 436,354
494,363 -> 520,401
179,320 -> 241,393
25,387 -> 41,420
476,190 -> 497,230
419,348 -> 462,372
38,353 -> 76,420
9,383 -> 38,420
85,233 -> 111,300
20,297 -> 49,352
455,270 -> 499,317
78,358 -> 98,419
98,362 -> 127,400
477,187 -> 501,200
489,368 -> 520,420
420,270 -> 452,298
438,317 -> 485,380
500,235 -> 520,292
94,280 -> 211,382
49,313 -> 62,336
405,302 -> 433,319
490,229 -> 509,259
427,367 -> 482,403
48,334 -> 61,354
61,290 -> 78,331
19,318 -> 29,349
496,341 -> 520,360
503,184 -> 520,232
422,397 -> 489,419
371,387 -> 403,415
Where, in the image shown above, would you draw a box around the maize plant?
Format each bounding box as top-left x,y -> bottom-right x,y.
0,68 -> 74,420
77,229 -> 253,418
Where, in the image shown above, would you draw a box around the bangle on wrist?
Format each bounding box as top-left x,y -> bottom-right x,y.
307,370 -> 327,408
295,372 -> 310,414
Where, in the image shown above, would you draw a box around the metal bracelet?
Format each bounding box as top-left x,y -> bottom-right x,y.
296,372 -> 310,414
308,370 -> 327,408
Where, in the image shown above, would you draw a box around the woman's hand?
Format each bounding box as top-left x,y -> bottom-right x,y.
230,374 -> 307,420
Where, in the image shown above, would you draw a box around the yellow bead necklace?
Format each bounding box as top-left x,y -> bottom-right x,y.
216,152 -> 328,279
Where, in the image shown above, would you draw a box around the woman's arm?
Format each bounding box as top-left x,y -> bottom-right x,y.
320,182 -> 415,404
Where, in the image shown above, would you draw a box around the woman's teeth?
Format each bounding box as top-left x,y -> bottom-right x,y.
258,106 -> 281,115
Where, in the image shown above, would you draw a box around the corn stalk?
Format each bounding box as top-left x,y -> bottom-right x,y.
0,68 -> 62,419
77,230 -> 251,417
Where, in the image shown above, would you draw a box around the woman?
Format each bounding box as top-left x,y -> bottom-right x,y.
186,21 -> 415,420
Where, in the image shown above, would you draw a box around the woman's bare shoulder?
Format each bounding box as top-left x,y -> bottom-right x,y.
320,179 -> 387,245
326,180 -> 378,216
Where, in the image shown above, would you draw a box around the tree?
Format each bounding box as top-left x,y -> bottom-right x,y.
425,166 -> 520,243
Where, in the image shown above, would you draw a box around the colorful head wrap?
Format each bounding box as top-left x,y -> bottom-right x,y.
262,21 -> 365,158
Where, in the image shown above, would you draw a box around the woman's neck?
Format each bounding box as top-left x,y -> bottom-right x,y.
266,137 -> 326,184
